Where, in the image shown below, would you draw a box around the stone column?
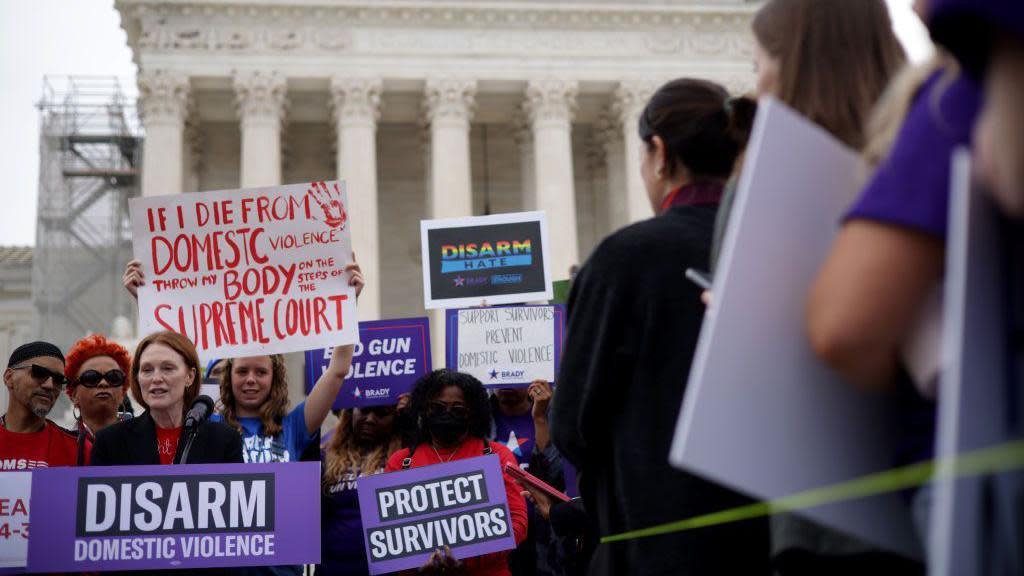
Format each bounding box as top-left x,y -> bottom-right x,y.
138,70 -> 190,197
525,78 -> 579,280
234,70 -> 287,188
423,78 -> 477,367
613,81 -> 658,223
598,113 -> 628,234
330,77 -> 383,320
512,112 -> 536,212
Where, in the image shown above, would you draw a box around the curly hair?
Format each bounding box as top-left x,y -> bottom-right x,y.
218,355 -> 290,437
64,334 -> 132,398
323,409 -> 402,489
408,369 -> 492,447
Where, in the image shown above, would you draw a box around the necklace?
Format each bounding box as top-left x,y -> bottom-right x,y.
430,444 -> 458,464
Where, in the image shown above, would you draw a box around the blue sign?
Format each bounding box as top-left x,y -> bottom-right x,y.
305,317 -> 432,409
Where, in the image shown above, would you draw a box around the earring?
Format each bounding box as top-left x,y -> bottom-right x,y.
656,166 -> 665,179
73,405 -> 81,421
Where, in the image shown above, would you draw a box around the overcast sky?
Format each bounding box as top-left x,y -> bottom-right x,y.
0,0 -> 933,247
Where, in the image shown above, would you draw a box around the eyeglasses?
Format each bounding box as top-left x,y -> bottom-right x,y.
76,369 -> 126,389
428,402 -> 470,420
9,364 -> 67,389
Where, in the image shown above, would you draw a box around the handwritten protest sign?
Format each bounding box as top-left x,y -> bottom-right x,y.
129,181 -> 359,358
357,455 -> 515,574
305,317 -> 432,409
420,212 -> 552,309
445,305 -> 565,388
25,462 -> 319,572
0,472 -> 30,569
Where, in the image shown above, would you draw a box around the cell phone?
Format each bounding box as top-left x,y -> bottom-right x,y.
685,268 -> 712,291
504,462 -> 571,503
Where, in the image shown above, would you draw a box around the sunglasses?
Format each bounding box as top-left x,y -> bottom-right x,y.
428,402 -> 470,420
77,369 -> 126,389
10,364 -> 67,389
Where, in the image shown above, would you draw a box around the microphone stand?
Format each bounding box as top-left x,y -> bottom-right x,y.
178,426 -> 201,464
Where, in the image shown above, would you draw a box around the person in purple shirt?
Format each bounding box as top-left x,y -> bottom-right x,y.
807,0 -> 983,555
318,404 -> 403,576
490,380 -> 563,576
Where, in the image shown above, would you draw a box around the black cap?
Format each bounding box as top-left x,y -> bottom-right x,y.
7,341 -> 65,368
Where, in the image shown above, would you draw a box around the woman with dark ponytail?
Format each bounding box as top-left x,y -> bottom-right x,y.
550,78 -> 768,575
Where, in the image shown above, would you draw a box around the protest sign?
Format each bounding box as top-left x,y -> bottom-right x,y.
0,473 -> 31,569
420,212 -> 552,309
305,317 -> 432,409
129,180 -> 359,358
930,151 -> 1014,575
357,455 -> 515,574
445,305 -> 565,388
25,462 -> 319,572
669,98 -> 919,558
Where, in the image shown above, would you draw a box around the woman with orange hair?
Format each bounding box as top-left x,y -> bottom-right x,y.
63,334 -> 133,465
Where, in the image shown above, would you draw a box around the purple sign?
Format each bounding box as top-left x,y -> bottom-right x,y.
356,455 -> 515,574
305,317 -> 432,409
445,305 -> 565,388
25,462 -> 319,573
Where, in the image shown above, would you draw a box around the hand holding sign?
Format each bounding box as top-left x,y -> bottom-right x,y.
123,259 -> 144,299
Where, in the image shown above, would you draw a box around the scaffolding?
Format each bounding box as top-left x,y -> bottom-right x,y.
33,76 -> 142,351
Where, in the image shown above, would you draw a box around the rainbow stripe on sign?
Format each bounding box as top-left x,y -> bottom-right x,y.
440,241 -> 532,273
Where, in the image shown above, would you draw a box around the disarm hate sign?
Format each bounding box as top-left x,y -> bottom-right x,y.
446,305 -> 565,388
357,455 -> 515,574
25,462 -> 320,572
129,181 -> 359,357
420,212 -> 553,309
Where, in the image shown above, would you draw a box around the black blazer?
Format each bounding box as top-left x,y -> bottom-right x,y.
90,411 -> 243,466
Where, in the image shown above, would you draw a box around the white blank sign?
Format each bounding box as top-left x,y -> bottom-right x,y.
670,98 -> 920,558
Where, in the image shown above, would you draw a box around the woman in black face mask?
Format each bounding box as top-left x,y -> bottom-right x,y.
385,370 -> 529,576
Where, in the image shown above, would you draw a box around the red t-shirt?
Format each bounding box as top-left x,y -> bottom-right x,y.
0,420 -> 78,469
386,438 -> 529,576
156,426 -> 182,466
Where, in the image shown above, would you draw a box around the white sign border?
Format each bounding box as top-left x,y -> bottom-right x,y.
420,211 -> 553,310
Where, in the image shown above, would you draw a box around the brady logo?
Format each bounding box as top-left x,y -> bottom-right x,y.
439,240 -> 533,274
488,369 -> 525,380
364,387 -> 391,399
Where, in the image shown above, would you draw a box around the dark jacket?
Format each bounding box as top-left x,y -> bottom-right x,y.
551,204 -> 771,576
90,410 -> 243,466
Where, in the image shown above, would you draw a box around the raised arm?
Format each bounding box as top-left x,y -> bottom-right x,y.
303,257 -> 364,434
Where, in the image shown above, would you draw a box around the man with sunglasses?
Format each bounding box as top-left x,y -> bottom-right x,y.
0,341 -> 78,469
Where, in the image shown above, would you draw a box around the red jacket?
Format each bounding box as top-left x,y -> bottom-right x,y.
386,438 -> 529,576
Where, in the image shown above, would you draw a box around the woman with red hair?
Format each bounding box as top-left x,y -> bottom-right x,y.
64,334 -> 132,465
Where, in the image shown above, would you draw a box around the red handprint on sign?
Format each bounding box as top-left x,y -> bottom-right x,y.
307,181 -> 348,229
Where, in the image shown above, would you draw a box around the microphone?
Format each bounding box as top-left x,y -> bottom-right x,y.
184,395 -> 215,430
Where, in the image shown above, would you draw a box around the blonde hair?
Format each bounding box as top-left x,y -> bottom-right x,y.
218,355 -> 290,437
862,52 -> 960,168
322,409 -> 401,487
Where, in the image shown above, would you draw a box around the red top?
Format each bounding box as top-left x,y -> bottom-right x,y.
386,438 -> 529,576
156,426 -> 182,466
659,181 -> 725,214
0,420 -> 79,469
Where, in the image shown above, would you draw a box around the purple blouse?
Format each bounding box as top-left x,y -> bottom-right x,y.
844,69 -> 982,239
